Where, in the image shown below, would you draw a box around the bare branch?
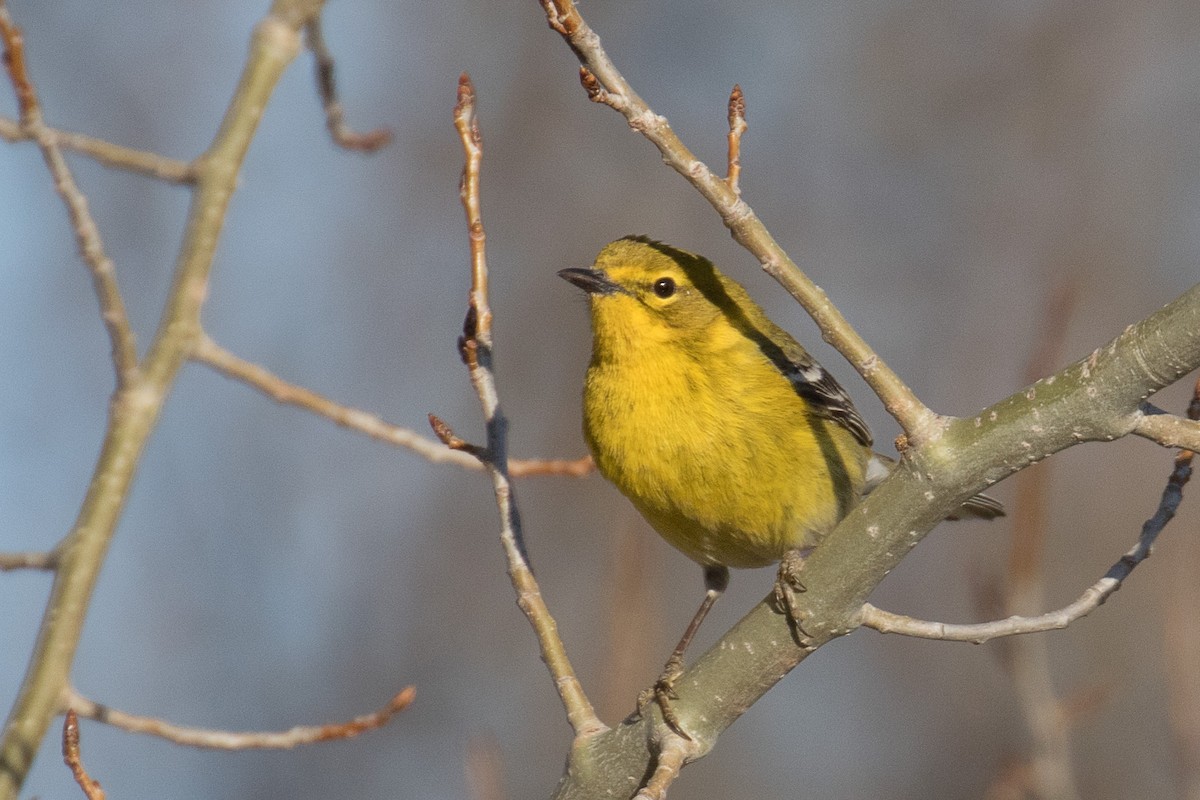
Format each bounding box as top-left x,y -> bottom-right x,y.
863,379 -> 1197,643
1133,405 -> 1200,451
0,3 -> 139,387
61,711 -> 104,800
305,16 -> 391,152
578,67 -> 626,112
861,600 -> 1093,643
0,116 -> 195,183
632,736 -> 695,800
193,333 -> 593,477
724,84 -> 746,196
538,0 -> 937,440
427,413 -> 486,459
449,73 -> 603,739
0,6 -> 34,118
65,686 -> 414,750
0,550 -> 56,571
510,455 -> 594,478
863,456 -> 1191,643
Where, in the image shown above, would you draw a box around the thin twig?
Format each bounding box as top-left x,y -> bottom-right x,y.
510,454 -> 594,478
65,686 -> 414,750
539,0 -> 936,440
725,84 -> 746,196
632,736 -> 695,800
428,412 -> 486,459
860,600 -> 1094,643
192,333 -> 593,477
0,550 -> 56,571
1132,405 -> 1200,452
61,711 -> 104,800
0,4 -> 139,387
863,378 -> 1198,643
0,6 -> 34,118
0,116 -> 195,183
577,67 -> 627,112
449,73 -> 603,739
304,17 -> 391,152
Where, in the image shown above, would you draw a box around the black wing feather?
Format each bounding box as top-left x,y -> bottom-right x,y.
780,358 -> 873,447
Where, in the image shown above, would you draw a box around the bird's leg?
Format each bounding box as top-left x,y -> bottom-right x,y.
641,564 -> 729,739
774,547 -> 816,648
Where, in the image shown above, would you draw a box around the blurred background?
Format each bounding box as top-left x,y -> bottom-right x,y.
1,1 -> 1198,797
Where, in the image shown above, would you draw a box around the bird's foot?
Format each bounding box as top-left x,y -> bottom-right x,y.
774,548 -> 817,650
636,653 -> 691,740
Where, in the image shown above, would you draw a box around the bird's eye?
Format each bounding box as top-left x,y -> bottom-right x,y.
652,277 -> 676,298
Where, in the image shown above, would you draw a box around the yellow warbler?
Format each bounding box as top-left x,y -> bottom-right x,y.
560,236 -> 1001,731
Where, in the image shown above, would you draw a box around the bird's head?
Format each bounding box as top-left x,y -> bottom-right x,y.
559,236 -> 749,352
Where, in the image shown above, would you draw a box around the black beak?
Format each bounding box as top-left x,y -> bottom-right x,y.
557,267 -> 623,296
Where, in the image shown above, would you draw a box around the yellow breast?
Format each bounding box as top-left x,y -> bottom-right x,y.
582,312 -> 868,569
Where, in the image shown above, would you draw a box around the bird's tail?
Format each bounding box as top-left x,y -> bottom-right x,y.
865,453 -> 1005,520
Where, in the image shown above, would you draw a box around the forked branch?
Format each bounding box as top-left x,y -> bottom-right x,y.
862,378 -> 1199,643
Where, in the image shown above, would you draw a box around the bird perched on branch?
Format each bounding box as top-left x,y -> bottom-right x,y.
560,235 -> 1002,736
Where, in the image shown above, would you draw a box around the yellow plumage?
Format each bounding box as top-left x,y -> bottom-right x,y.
565,236 -> 870,569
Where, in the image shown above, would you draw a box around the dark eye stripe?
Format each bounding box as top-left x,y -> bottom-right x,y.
653,277 -> 676,298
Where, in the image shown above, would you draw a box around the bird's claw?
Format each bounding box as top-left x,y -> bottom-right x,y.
638,654 -> 692,740
775,550 -> 817,649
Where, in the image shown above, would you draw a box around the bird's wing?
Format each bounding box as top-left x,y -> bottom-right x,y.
713,269 -> 875,448
778,351 -> 874,447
